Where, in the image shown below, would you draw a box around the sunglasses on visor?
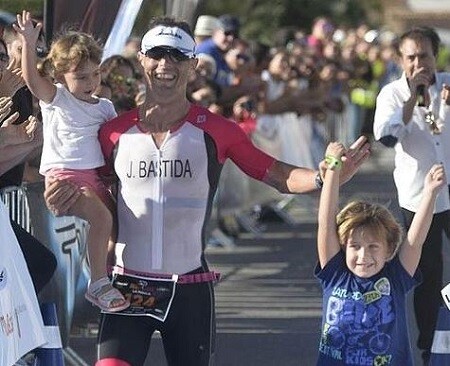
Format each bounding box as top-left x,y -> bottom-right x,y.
144,47 -> 191,62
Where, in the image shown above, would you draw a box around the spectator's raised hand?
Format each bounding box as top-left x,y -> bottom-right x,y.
1,113 -> 39,145
0,96 -> 13,123
0,63 -> 25,97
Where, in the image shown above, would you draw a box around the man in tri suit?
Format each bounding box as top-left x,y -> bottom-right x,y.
45,16 -> 370,366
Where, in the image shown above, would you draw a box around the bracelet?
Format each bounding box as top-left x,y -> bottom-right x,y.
314,171 -> 323,189
325,155 -> 342,170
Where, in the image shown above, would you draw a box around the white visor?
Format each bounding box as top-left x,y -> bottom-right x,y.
141,25 -> 196,58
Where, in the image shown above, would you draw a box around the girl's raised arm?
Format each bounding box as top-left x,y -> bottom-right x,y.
13,10 -> 55,104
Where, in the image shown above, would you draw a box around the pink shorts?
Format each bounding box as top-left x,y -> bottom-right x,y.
45,168 -> 111,205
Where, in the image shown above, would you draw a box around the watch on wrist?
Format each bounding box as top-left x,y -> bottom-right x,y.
315,171 -> 323,189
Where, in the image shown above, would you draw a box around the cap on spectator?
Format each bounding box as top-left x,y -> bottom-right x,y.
194,15 -> 220,37
218,14 -> 240,37
141,25 -> 196,58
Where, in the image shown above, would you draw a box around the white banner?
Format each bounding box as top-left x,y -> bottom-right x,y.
102,0 -> 144,61
0,200 -> 45,365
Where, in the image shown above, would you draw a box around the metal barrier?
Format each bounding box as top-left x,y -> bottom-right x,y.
1,186 -> 32,234
0,183 -> 95,347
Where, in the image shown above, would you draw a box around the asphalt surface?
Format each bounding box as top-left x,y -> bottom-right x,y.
64,144 -> 446,365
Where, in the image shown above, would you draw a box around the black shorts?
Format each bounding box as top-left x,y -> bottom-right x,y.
97,273 -> 216,366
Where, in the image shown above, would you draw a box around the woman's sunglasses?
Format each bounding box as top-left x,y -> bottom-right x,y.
144,47 -> 191,62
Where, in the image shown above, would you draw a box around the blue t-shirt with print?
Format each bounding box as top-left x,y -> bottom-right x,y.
314,251 -> 421,366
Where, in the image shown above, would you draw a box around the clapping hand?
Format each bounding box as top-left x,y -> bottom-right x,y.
0,97 -> 39,145
0,63 -> 25,98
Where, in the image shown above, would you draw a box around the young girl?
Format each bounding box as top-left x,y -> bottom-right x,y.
14,10 -> 129,312
316,141 -> 445,365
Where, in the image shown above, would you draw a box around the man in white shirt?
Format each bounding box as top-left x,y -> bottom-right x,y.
373,26 -> 450,366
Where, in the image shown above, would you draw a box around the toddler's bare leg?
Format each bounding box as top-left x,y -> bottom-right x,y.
67,188 -> 112,282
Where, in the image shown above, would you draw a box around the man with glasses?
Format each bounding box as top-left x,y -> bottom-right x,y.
44,16 -> 369,366
196,14 -> 262,104
196,14 -> 239,85
373,26 -> 450,366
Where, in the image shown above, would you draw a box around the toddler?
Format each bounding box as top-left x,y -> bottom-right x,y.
15,10 -> 129,312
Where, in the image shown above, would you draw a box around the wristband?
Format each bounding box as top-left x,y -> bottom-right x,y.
314,171 -> 323,189
325,155 -> 342,170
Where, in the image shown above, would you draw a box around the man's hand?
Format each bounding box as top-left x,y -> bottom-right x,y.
44,178 -> 81,216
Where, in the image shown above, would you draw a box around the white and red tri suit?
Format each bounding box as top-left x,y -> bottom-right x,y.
99,104 -> 276,276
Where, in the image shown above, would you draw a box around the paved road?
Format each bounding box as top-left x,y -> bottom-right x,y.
65,145 -> 444,365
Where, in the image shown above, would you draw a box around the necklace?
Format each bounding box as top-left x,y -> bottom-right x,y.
424,109 -> 441,135
420,86 -> 444,135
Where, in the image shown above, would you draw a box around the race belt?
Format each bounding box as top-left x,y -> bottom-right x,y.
110,266 -> 220,321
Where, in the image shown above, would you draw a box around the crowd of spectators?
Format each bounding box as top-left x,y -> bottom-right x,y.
189,15 -> 409,156
2,9 -> 450,238
4,13 -> 449,188
184,15 -> 407,238
2,12 -> 447,243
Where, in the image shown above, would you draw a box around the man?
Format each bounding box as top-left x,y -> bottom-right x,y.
196,14 -> 239,86
193,15 -> 220,44
45,16 -> 369,366
196,14 -> 262,104
373,27 -> 450,366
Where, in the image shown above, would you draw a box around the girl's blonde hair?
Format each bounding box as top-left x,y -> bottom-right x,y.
336,200 -> 403,259
41,31 -> 102,79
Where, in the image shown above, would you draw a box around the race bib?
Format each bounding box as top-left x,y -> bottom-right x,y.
111,271 -> 178,322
